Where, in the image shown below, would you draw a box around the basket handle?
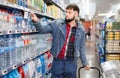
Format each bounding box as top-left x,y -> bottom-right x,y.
78,66 -> 101,78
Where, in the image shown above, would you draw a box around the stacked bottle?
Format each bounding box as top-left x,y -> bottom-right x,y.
0,8 -> 36,33
2,51 -> 53,78
0,33 -> 52,73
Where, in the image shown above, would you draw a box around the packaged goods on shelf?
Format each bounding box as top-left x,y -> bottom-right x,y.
0,33 -> 52,75
106,54 -> 120,60
101,60 -> 120,78
112,22 -> 120,30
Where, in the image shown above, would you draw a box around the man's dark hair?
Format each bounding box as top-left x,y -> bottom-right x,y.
66,4 -> 80,14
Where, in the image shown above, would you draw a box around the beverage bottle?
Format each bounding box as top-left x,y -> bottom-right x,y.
15,35 -> 24,62
6,34 -> 16,67
0,9 -> 3,32
0,36 -> 6,71
13,69 -> 21,78
16,11 -> 23,31
2,35 -> 9,70
17,66 -> 25,78
12,0 -> 17,4
27,61 -> 36,78
34,57 -> 42,78
22,64 -> 29,78
39,55 -> 45,75
14,34 -> 21,63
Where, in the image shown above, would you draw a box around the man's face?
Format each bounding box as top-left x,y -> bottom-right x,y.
65,9 -> 78,23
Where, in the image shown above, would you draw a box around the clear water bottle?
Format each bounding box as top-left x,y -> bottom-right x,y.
0,36 -> 6,71
27,61 -> 36,78
5,34 -> 16,67
34,57 -> 42,78
2,35 -> 9,70
16,35 -> 24,61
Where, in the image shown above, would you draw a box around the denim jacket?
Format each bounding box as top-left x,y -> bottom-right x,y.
33,19 -> 88,66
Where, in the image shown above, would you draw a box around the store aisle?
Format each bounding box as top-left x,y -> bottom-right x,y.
77,40 -> 100,78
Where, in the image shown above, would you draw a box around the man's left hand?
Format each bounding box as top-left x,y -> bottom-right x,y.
84,65 -> 90,70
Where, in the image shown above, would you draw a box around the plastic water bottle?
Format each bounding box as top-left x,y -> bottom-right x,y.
34,57 -> 42,78
27,61 -> 36,78
39,55 -> 45,75
7,34 -> 16,66
18,66 -> 25,78
22,64 -> 29,78
1,35 -> 8,70
0,36 -> 6,71
15,35 -> 24,62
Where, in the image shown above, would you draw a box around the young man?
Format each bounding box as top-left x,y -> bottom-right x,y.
30,4 -> 90,78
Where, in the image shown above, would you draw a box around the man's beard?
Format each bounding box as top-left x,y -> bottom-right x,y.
65,16 -> 75,23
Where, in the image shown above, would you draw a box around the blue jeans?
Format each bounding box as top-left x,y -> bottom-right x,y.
51,58 -> 77,78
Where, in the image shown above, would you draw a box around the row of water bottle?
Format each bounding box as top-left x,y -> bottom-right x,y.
6,0 -> 46,12
2,51 -> 53,78
0,33 -> 52,72
0,8 -> 36,32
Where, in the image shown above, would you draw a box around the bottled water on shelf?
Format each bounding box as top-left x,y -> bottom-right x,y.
34,57 -> 42,78
27,61 -> 36,78
0,36 -> 6,71
7,35 -> 16,66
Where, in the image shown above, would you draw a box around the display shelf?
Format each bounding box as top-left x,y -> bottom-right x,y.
106,30 -> 120,32
0,0 -> 55,77
106,51 -> 120,54
0,1 -> 55,20
0,29 -> 38,35
44,0 -> 65,12
0,49 -> 50,77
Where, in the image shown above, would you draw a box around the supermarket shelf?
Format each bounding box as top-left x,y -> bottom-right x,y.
0,49 -> 50,77
45,0 -> 65,12
106,52 -> 120,54
0,1 -> 55,20
0,29 -> 38,35
106,40 -> 120,42
106,30 -> 120,32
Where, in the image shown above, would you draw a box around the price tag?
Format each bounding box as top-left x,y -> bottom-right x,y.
19,6 -> 22,8
24,11 -> 28,19
27,9 -> 30,12
14,4 -> 17,7
24,8 -> 27,11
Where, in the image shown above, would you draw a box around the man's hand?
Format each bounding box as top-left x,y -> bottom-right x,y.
84,65 -> 90,70
30,12 -> 38,23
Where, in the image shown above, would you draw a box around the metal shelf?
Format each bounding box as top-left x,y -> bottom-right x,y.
106,52 -> 120,54
106,30 -> 120,32
0,29 -> 38,35
45,0 -> 65,12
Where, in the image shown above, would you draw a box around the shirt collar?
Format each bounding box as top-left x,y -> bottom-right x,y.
66,23 -> 77,28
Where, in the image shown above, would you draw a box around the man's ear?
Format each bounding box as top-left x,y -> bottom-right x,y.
75,11 -> 78,18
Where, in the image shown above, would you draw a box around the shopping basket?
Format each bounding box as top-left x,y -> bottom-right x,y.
78,66 -> 101,78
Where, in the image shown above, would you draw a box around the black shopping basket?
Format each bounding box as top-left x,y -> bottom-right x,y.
78,66 -> 101,78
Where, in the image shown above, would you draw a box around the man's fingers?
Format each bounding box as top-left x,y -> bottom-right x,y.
30,12 -> 35,17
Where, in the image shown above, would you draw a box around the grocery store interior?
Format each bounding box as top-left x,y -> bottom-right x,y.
0,0 -> 120,78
